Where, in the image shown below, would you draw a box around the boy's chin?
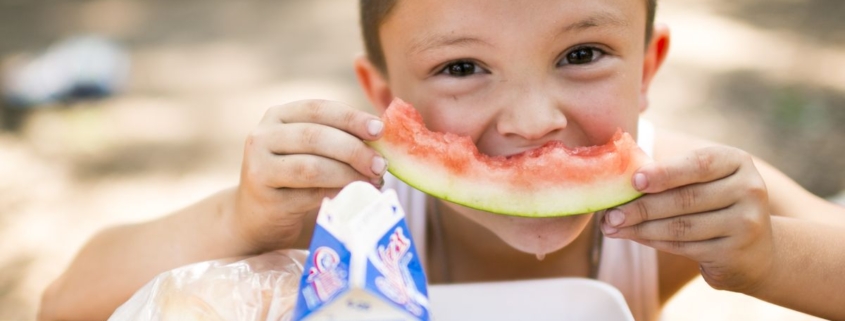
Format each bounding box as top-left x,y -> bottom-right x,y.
465,208 -> 595,255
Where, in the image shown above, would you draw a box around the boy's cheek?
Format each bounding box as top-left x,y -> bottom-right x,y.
400,94 -> 495,136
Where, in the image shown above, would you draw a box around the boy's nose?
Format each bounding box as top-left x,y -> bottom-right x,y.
495,87 -> 567,141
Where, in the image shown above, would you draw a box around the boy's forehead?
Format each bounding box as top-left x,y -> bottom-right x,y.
383,0 -> 646,38
383,0 -> 646,51
385,0 -> 645,23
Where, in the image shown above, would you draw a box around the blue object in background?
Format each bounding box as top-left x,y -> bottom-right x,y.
2,35 -> 130,108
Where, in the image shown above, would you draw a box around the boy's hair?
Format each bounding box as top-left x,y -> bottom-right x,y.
360,0 -> 658,75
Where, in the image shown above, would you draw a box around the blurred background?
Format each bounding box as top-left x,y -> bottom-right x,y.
0,0 -> 842,320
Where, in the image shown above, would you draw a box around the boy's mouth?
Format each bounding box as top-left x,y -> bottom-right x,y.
494,140 -> 572,159
482,140 -> 572,160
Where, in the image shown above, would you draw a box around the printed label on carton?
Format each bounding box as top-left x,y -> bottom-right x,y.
294,225 -> 351,319
366,221 -> 429,320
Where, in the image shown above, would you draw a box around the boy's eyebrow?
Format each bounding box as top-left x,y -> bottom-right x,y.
408,35 -> 492,55
561,12 -> 629,32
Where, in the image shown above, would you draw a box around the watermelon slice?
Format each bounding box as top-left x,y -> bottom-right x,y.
367,99 -> 651,217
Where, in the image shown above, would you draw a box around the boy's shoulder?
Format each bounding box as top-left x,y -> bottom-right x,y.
652,127 -> 722,162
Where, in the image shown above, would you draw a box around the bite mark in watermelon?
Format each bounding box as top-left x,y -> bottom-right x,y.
367,98 -> 652,217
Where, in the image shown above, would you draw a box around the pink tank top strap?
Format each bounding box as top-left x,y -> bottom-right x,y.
596,118 -> 660,321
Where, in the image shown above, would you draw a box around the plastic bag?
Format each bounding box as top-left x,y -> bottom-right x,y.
109,249 -> 308,321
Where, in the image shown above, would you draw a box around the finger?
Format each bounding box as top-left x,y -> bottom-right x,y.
256,187 -> 343,214
603,177 -> 739,228
252,154 -> 376,189
257,123 -> 387,178
264,100 -> 384,141
634,237 -> 728,259
634,146 -> 746,193
602,209 -> 732,242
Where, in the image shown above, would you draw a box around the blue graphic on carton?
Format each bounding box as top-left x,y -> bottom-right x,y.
366,219 -> 430,320
293,225 -> 350,320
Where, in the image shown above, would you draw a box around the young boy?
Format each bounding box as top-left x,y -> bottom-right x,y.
39,0 -> 845,320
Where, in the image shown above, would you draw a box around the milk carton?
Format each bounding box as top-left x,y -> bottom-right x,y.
292,182 -> 430,321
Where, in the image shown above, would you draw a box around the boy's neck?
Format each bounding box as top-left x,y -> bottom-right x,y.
426,198 -> 595,284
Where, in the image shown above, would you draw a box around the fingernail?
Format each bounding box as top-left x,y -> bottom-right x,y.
371,156 -> 387,175
633,173 -> 648,191
607,209 -> 624,227
602,223 -> 618,235
367,119 -> 384,137
371,176 -> 385,188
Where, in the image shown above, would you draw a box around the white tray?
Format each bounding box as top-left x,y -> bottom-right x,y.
429,278 -> 634,321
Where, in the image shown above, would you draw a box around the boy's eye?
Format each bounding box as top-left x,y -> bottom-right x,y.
559,46 -> 605,66
440,61 -> 484,77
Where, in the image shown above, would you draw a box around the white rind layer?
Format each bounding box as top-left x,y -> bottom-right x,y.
370,140 -> 645,217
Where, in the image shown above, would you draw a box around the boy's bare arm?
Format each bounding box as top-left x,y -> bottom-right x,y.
39,100 -> 385,321
757,158 -> 845,225
39,188 -> 253,321
745,159 -> 845,320
750,214 -> 845,320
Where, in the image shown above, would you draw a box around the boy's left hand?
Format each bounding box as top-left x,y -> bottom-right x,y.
600,145 -> 774,293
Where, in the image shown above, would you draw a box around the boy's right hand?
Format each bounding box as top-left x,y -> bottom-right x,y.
230,100 -> 387,252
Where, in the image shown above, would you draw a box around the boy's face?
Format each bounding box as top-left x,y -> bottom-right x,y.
360,0 -> 664,255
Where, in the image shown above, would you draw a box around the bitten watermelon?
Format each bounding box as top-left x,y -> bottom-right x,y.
367,99 -> 651,217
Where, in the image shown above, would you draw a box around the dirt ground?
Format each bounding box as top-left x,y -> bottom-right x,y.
1,0 -> 843,320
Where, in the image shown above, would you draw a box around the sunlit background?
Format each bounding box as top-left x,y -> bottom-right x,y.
0,0 -> 842,320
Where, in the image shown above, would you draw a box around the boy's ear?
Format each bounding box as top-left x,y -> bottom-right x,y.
639,24 -> 671,113
354,55 -> 394,114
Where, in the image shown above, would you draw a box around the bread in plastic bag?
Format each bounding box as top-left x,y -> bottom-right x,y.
108,249 -> 308,321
